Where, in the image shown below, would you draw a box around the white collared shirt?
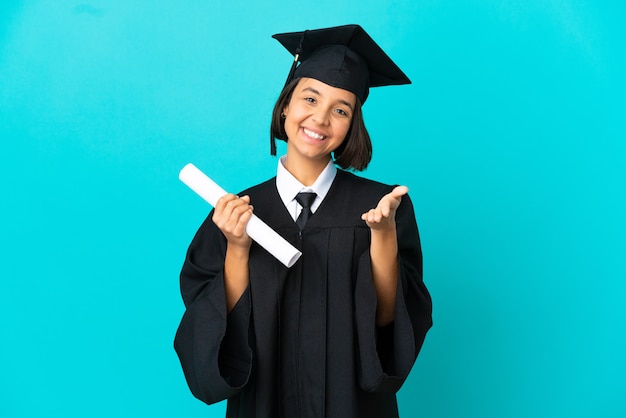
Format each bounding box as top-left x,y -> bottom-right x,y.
276,155 -> 337,222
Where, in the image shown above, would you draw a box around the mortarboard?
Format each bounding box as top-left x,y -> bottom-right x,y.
272,24 -> 411,104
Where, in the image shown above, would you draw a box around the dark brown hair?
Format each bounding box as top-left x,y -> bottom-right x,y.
270,78 -> 372,171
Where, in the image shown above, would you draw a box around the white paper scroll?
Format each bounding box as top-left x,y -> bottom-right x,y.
179,163 -> 302,268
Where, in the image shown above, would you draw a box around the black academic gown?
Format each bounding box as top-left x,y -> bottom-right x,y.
174,169 -> 432,418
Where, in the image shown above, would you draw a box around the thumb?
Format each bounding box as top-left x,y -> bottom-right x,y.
390,185 -> 409,200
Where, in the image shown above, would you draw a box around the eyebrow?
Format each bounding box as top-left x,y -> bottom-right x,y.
302,87 -> 355,111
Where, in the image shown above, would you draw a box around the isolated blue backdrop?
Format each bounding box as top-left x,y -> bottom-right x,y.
1,1 -> 624,417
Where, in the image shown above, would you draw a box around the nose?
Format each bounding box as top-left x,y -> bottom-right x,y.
311,107 -> 330,126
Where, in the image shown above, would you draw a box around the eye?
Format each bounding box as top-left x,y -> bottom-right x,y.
304,97 -> 316,103
334,108 -> 349,117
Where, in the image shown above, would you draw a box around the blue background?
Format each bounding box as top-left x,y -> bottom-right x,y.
1,1 -> 624,417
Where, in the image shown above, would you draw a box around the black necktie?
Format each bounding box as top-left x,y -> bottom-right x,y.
295,192 -> 317,230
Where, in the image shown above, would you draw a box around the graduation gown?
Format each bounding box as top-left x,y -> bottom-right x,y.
174,169 -> 432,418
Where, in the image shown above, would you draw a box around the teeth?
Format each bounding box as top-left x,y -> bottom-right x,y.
303,128 -> 325,140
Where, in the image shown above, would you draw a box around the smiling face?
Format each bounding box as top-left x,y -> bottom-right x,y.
282,77 -> 357,169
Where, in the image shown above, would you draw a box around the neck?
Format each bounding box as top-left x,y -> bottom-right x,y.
283,154 -> 330,186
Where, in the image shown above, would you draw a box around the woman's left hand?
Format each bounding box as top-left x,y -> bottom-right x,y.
361,186 -> 408,230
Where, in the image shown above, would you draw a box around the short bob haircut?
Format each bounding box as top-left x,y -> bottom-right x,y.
270,78 -> 372,171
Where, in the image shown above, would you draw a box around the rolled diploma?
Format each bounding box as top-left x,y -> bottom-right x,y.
179,163 -> 302,268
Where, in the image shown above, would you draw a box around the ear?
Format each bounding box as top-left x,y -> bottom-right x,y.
282,105 -> 289,117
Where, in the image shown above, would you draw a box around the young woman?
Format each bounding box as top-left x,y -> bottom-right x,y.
175,25 -> 432,418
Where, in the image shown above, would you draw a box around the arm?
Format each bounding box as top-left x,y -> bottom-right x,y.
356,189 -> 432,392
174,195 -> 255,404
212,194 -> 253,312
361,186 -> 408,326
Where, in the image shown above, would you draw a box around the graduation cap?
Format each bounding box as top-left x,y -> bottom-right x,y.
272,24 -> 411,104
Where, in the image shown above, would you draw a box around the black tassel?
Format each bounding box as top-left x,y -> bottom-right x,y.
274,31 -> 307,155
271,136 -> 277,156
283,30 -> 307,87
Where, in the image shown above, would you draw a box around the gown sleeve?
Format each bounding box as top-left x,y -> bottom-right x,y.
173,212 -> 253,405
354,193 -> 433,393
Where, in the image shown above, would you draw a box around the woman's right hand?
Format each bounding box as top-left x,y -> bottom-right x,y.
212,194 -> 254,250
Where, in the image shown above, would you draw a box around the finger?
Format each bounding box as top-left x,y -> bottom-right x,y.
380,203 -> 390,218
223,195 -> 251,215
376,195 -> 395,217
233,206 -> 254,236
389,185 -> 409,200
214,195 -> 250,227
213,195 -> 233,224
216,194 -> 250,209
224,200 -> 253,230
214,194 -> 238,215
380,186 -> 407,214
364,208 -> 382,224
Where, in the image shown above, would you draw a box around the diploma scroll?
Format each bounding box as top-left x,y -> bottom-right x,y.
179,163 -> 302,268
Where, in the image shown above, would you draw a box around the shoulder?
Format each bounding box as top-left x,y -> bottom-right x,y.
336,170 -> 417,217
335,170 -> 395,197
236,177 -> 285,218
317,170 -> 397,224
238,177 -> 276,199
